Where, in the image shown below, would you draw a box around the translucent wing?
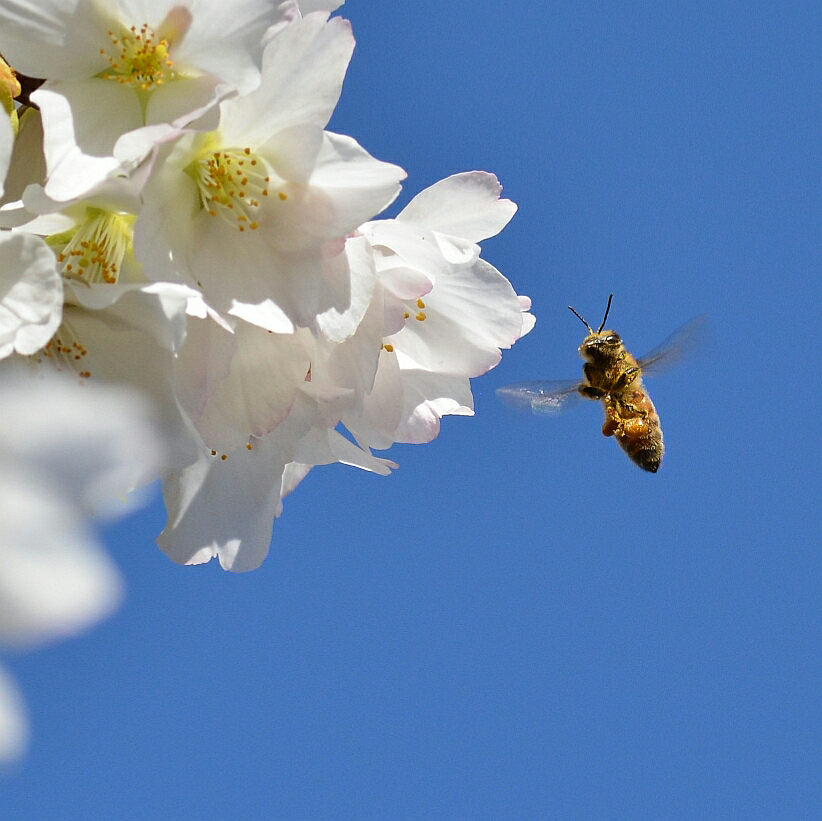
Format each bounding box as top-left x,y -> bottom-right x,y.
637,314 -> 708,377
496,379 -> 583,415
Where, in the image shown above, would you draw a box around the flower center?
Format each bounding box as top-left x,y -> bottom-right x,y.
189,148 -> 273,232
52,209 -> 135,286
99,22 -> 178,90
34,320 -> 91,380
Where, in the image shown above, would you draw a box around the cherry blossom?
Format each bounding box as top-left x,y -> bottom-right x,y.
342,172 -> 535,448
135,11 -> 405,336
0,0 -> 295,200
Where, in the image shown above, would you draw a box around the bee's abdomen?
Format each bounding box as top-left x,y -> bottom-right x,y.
608,390 -> 665,472
620,431 -> 664,472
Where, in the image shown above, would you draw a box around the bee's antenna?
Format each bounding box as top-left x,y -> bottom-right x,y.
568,304 -> 593,333
597,294 -> 614,333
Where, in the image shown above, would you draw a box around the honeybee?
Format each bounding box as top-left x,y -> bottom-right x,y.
497,295 -> 704,472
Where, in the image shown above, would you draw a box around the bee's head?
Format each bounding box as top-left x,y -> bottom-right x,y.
568,294 -> 620,361
579,330 -> 623,362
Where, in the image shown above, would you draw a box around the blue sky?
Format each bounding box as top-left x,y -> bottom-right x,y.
3,1 -> 821,818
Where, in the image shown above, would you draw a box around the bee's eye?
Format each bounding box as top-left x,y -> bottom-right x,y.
605,334 -> 620,344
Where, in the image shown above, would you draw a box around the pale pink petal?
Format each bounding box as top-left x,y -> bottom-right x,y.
221,13 -> 355,146
0,233 -> 62,358
33,81 -> 143,201
398,171 -> 517,242
0,0 -> 111,80
394,370 -> 475,444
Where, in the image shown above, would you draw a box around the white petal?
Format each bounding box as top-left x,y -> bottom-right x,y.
296,1 -> 344,12
220,13 -> 354,146
520,296 -> 537,336
0,374 -> 164,513
318,275 -> 384,399
0,374 -> 163,647
398,171 -> 517,242
291,427 -> 394,475
0,0 -> 111,80
280,461 -> 312,497
33,82 -> 143,201
22,175 -> 142,219
394,370 -> 475,444
0,233 -> 62,359
313,234 -> 377,343
343,347 -> 404,450
0,108 -> 46,210
159,439 -> 287,573
260,123 -> 324,184
173,315 -> 237,424
174,0 -> 295,94
133,137 -> 201,285
52,304 -> 199,473
189,323 -> 311,454
388,259 -> 526,377
364,219 -> 453,281
194,219 -> 353,332
378,264 -> 434,302
144,75 -> 224,130
309,133 -> 405,235
64,281 -> 193,354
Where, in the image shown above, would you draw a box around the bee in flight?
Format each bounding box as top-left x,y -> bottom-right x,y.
497,295 -> 704,473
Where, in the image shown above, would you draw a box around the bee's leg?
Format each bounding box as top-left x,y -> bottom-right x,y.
579,385 -> 605,399
602,403 -> 620,437
605,409 -> 650,440
613,367 -> 641,391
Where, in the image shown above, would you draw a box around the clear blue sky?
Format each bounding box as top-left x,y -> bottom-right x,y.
4,1 -> 821,818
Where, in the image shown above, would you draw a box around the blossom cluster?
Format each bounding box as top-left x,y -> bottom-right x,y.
0,0 -> 533,574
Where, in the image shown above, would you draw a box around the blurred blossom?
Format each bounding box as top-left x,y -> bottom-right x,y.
0,5 -> 533,574
0,373 -> 164,761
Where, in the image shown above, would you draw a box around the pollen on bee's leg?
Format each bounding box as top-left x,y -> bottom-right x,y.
621,417 -> 650,437
602,418 -> 618,437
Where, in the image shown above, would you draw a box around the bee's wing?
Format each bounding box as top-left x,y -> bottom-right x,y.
637,314 -> 708,376
496,379 -> 583,415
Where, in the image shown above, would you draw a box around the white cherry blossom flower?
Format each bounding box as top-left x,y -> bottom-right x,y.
0,373 -> 163,760
135,11 -> 405,336
0,0 -> 294,200
159,379 -> 393,571
155,268 -> 388,571
340,172 -> 534,448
